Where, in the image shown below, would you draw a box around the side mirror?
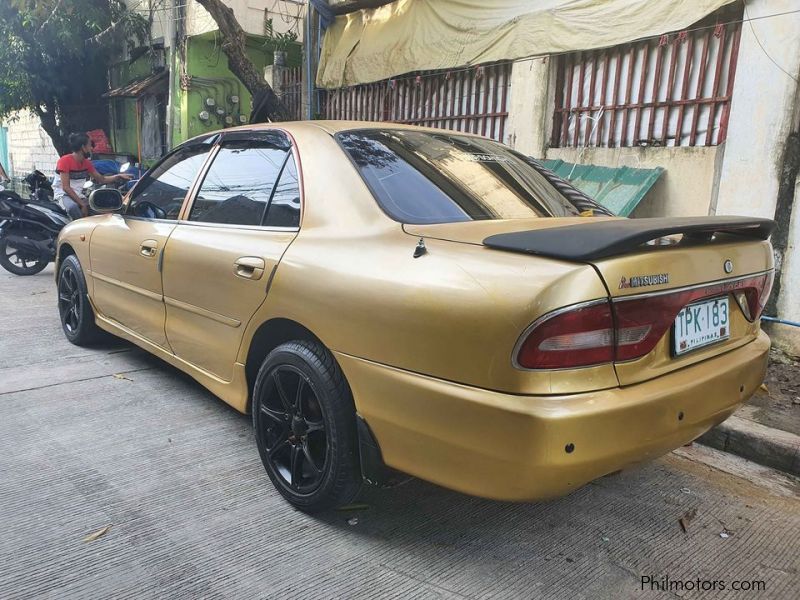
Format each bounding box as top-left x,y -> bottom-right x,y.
89,188 -> 124,213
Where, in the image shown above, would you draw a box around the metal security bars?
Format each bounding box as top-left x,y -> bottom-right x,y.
323,63 -> 512,143
280,67 -> 304,121
551,21 -> 743,148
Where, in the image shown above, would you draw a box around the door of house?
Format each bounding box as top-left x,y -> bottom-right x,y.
0,125 -> 9,176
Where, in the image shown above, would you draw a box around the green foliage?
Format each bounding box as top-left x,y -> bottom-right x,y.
263,17 -> 298,52
0,0 -> 148,154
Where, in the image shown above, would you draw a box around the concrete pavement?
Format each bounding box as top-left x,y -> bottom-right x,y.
1,266 -> 798,599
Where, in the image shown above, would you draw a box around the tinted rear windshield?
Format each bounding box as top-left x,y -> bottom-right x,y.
337,129 -> 581,224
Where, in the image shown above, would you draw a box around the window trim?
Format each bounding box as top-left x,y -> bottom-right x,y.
179,129 -> 303,231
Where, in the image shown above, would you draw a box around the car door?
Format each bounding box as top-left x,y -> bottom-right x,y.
161,130 -> 301,381
89,141 -> 215,347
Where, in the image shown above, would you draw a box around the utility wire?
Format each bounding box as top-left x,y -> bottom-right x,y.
744,4 -> 798,84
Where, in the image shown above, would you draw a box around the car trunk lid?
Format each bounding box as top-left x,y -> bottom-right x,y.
407,216 -> 775,385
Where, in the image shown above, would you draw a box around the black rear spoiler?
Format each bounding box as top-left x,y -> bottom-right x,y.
483,216 -> 775,262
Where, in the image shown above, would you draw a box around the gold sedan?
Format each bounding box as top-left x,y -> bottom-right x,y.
56,122 -> 774,512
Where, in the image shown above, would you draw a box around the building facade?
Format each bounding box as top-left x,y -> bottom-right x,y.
313,0 -> 800,350
1,0 -> 306,179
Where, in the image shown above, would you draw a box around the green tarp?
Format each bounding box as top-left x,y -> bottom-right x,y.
542,159 -> 664,217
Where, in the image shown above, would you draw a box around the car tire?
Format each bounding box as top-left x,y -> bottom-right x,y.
252,340 -> 362,512
0,236 -> 48,276
57,254 -> 103,346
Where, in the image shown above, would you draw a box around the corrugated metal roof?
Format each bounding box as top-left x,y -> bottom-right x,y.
541,159 -> 664,217
103,70 -> 168,98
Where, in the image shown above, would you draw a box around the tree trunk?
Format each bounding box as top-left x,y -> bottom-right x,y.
195,0 -> 290,122
34,103 -> 68,156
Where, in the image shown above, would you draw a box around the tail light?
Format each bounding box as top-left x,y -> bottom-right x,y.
515,301 -> 614,369
732,271 -> 773,322
515,271 -> 774,369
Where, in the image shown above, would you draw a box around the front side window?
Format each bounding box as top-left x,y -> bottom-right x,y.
128,145 -> 211,220
188,141 -> 289,226
337,129 -> 580,224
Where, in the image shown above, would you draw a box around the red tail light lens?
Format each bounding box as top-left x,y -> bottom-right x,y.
733,271 -> 774,322
516,271 -> 774,369
515,301 -> 614,369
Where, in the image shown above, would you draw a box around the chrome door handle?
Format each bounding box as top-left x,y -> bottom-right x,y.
234,256 -> 266,280
140,240 -> 158,257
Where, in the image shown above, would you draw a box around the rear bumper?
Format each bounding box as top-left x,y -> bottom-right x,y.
336,331 -> 770,501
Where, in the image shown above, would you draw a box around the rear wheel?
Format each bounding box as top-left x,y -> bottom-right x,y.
58,254 -> 103,345
252,341 -> 361,512
0,236 -> 48,275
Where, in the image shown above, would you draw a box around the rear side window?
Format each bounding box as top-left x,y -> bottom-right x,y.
189,142 -> 288,226
337,130 -> 581,224
263,154 -> 300,228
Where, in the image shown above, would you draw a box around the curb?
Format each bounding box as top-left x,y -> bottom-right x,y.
698,415 -> 800,476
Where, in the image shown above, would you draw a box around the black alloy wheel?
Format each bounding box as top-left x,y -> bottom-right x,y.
253,341 -> 361,512
259,365 -> 328,493
0,236 -> 48,275
57,255 -> 103,345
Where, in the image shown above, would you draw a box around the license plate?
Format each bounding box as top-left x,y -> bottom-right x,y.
673,297 -> 729,356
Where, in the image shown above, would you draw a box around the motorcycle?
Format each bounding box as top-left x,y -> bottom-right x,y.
0,175 -> 70,276
0,161 -> 141,276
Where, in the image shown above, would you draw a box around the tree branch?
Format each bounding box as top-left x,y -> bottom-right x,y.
36,0 -> 65,35
195,0 -> 290,121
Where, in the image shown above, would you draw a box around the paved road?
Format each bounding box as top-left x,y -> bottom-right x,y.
1,266 -> 798,599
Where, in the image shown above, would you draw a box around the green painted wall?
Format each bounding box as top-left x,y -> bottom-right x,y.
172,32 -> 302,147
110,32 -> 302,161
109,53 -> 152,157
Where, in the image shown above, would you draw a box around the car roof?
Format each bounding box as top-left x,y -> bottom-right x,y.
196,120 -> 485,139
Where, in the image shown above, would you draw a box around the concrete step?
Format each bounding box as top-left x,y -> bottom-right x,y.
698,415 -> 800,476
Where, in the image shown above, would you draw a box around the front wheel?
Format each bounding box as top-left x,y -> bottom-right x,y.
252,341 -> 362,512
58,254 -> 103,345
0,235 -> 48,275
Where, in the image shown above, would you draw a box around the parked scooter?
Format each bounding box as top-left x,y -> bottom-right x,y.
0,175 -> 69,276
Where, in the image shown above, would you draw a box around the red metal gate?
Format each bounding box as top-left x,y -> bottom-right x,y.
322,63 -> 512,143
551,20 -> 742,148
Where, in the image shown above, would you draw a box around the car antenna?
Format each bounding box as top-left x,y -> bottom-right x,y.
413,237 -> 428,258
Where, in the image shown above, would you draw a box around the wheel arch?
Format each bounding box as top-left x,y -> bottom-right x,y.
244,317 -> 325,412
55,241 -> 76,274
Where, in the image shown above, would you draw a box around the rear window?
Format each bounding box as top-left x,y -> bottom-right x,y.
337,129 -> 581,224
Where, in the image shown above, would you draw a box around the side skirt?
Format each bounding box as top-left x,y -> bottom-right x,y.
94,313 -> 250,413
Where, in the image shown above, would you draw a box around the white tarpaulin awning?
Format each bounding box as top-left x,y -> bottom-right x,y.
317,0 -> 737,88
